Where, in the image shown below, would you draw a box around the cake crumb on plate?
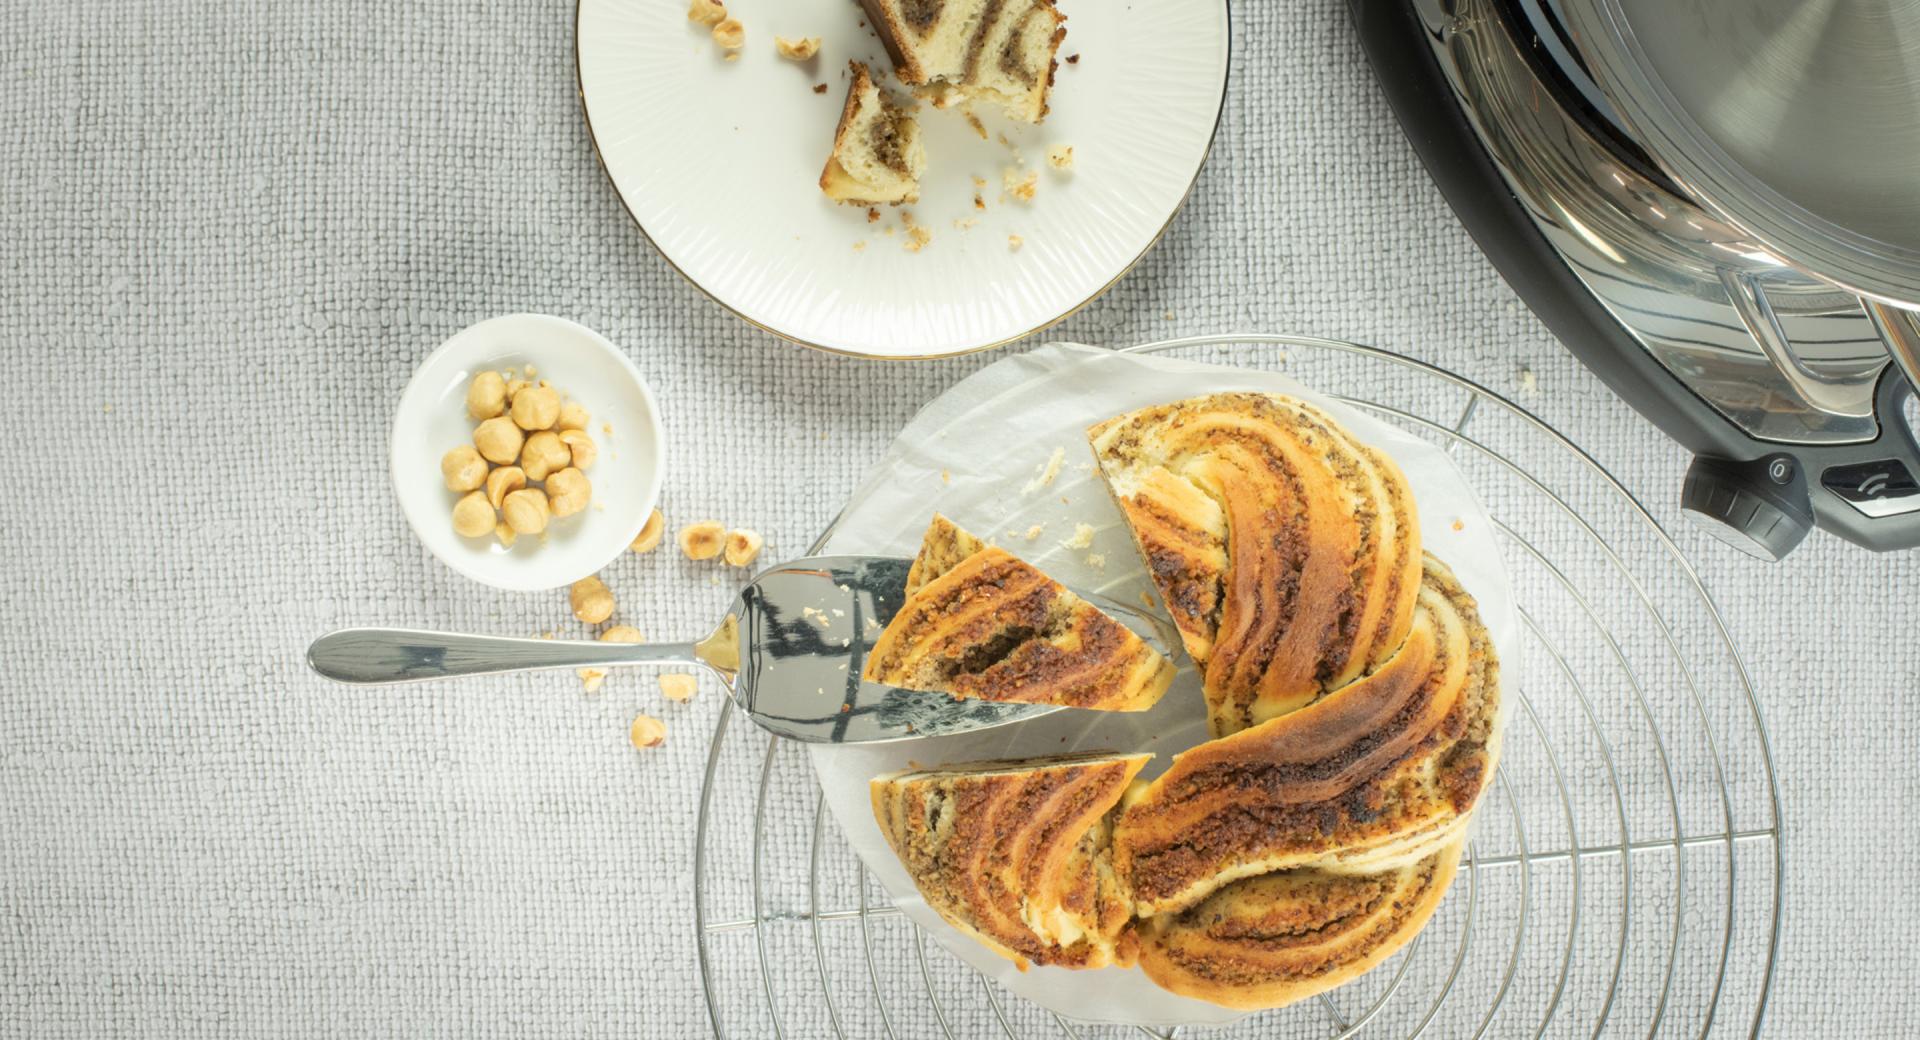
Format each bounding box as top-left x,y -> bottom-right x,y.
1003,167 -> 1037,202
775,35 -> 820,60
1022,447 -> 1065,492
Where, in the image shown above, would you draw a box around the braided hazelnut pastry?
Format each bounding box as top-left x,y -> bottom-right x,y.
865,395 -> 1501,1013
1088,393 -> 1422,735
1134,840 -> 1463,1010
870,752 -> 1151,969
864,514 -> 1175,711
1111,554 -> 1499,917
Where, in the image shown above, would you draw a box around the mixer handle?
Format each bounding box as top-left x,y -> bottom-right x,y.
1863,301 -> 1920,405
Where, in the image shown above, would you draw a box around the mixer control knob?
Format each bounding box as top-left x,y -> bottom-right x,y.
1680,455 -> 1812,561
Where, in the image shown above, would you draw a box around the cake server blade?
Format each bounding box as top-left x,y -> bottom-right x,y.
305,554 -> 1180,744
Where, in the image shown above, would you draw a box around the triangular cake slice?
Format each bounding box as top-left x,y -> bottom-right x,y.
863,514 -> 1175,711
820,61 -> 926,205
858,0 -> 1067,122
1110,553 -> 1500,917
1134,841 -> 1463,1011
1088,392 -> 1422,735
871,752 -> 1150,969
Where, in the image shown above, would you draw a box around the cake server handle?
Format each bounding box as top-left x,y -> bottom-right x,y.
306,628 -> 716,685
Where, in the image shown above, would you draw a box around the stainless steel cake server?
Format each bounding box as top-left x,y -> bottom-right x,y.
306,554 -> 1179,744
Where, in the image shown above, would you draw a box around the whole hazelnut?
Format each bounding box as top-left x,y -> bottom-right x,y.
452,491 -> 495,538
520,430 -> 570,482
466,371 -> 507,419
556,401 -> 590,432
441,445 -> 488,492
501,488 -> 550,535
570,575 -> 615,624
473,416 -> 525,465
547,467 -> 592,517
510,385 -> 561,431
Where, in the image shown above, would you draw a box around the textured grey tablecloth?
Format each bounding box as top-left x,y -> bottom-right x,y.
3,1 -> 1916,1036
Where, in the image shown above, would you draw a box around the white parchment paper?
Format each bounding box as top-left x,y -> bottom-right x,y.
806,343 -> 1518,1027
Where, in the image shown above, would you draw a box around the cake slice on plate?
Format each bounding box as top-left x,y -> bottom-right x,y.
858,0 -> 1067,122
819,61 -> 926,205
863,514 -> 1175,711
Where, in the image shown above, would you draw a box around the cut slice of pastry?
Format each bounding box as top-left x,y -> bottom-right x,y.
820,62 -> 926,205
1134,841 -> 1463,1011
858,0 -> 1067,122
1088,392 -> 1423,735
863,514 -> 1175,712
870,752 -> 1151,969
1111,554 -> 1500,917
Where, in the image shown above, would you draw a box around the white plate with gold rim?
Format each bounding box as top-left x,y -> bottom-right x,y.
575,0 -> 1231,358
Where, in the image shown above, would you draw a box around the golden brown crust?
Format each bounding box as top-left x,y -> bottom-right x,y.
856,0 -> 917,79
1363,446 -> 1424,676
1088,393 -> 1422,735
819,62 -> 875,195
1135,841 -> 1462,1010
864,515 -> 1175,712
870,752 -> 1151,969
1022,5 -> 1068,122
859,0 -> 1063,120
903,512 -> 988,597
1110,554 -> 1498,917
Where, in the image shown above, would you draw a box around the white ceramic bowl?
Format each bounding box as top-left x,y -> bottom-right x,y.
391,314 -> 665,592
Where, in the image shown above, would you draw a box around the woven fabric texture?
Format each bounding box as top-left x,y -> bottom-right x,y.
1,0 -> 1914,1036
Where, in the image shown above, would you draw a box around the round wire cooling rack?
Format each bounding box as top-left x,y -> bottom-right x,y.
692,334 -> 1785,1039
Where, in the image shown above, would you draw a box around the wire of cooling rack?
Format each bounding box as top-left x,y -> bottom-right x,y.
691,334 -> 1785,1039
